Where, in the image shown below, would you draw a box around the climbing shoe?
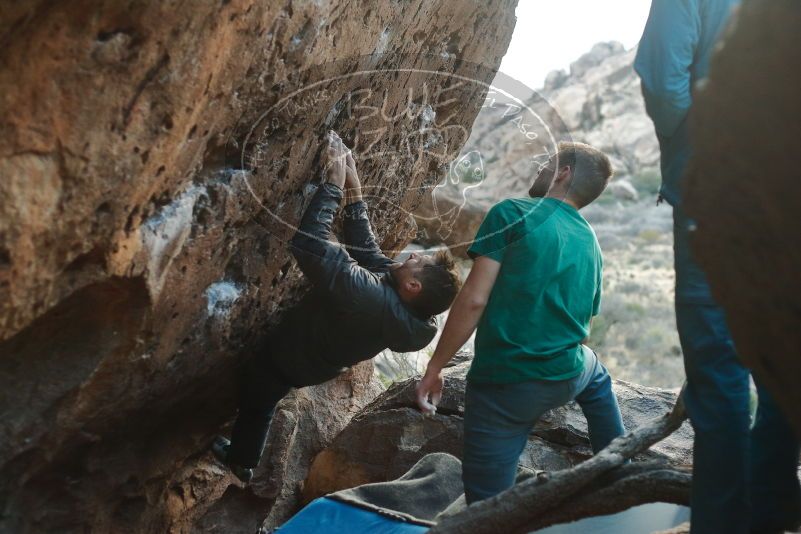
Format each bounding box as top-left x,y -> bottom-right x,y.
211,435 -> 254,484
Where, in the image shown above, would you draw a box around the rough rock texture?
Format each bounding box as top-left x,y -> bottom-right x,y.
199,364 -> 382,532
414,41 -> 660,254
683,0 -> 801,434
303,357 -> 693,500
0,1 -> 517,531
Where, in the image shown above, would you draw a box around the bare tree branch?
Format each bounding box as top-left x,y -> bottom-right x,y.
431,391 -> 687,534
521,462 -> 691,532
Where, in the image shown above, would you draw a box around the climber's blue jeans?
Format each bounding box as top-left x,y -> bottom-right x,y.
462,347 -> 625,504
674,208 -> 801,533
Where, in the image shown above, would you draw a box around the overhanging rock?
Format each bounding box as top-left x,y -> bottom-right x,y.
0,1 -> 518,531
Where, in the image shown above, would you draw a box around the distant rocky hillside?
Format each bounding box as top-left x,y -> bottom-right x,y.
539,41 -> 659,177
415,41 -> 661,250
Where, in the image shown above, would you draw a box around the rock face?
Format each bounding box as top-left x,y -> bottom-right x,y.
0,1 -> 517,531
304,358 -> 693,500
684,0 -> 801,434
414,41 -> 660,254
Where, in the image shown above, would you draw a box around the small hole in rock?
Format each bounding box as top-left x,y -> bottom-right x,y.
125,206 -> 141,233
96,29 -> 128,42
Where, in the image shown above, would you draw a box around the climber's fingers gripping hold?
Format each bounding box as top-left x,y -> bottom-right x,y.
324,131 -> 347,189
344,150 -> 360,190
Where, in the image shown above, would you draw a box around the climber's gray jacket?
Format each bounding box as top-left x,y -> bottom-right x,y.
266,182 -> 438,387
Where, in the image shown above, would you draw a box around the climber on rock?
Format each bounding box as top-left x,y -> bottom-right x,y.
416,142 -> 626,503
211,130 -> 462,483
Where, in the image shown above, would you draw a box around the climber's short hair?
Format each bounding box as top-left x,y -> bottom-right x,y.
413,250 -> 462,317
556,141 -> 614,208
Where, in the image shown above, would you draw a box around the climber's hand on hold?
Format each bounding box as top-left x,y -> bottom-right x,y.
324,130 -> 347,189
415,369 -> 443,416
344,149 -> 363,204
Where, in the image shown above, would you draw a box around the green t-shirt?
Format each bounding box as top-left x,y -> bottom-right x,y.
466,197 -> 603,383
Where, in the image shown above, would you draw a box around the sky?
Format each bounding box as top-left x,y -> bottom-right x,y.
498,0 -> 654,90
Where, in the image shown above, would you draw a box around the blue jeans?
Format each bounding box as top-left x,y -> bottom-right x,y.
750,382 -> 801,532
674,208 -> 801,533
462,347 -> 625,503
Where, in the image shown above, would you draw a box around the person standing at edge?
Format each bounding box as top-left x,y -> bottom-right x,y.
212,131 -> 462,483
635,2 -> 800,532
416,142 -> 625,503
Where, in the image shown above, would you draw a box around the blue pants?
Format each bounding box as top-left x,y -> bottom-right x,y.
462,347 -> 625,503
227,342 -> 292,468
750,382 -> 801,532
674,208 -> 800,533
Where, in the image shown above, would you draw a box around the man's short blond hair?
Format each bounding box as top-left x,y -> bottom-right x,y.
554,142 -> 613,207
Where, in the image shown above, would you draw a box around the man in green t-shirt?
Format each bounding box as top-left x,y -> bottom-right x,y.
416,141 -> 625,503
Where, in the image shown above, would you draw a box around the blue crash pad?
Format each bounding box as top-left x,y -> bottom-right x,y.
275,497 -> 430,534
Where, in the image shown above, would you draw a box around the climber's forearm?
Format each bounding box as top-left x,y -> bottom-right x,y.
290,182 -> 352,284
342,197 -> 396,273
291,182 -> 342,248
344,184 -> 362,205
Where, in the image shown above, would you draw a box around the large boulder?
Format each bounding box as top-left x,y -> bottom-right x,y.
0,1 -> 518,531
303,358 -> 693,500
684,0 -> 801,434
